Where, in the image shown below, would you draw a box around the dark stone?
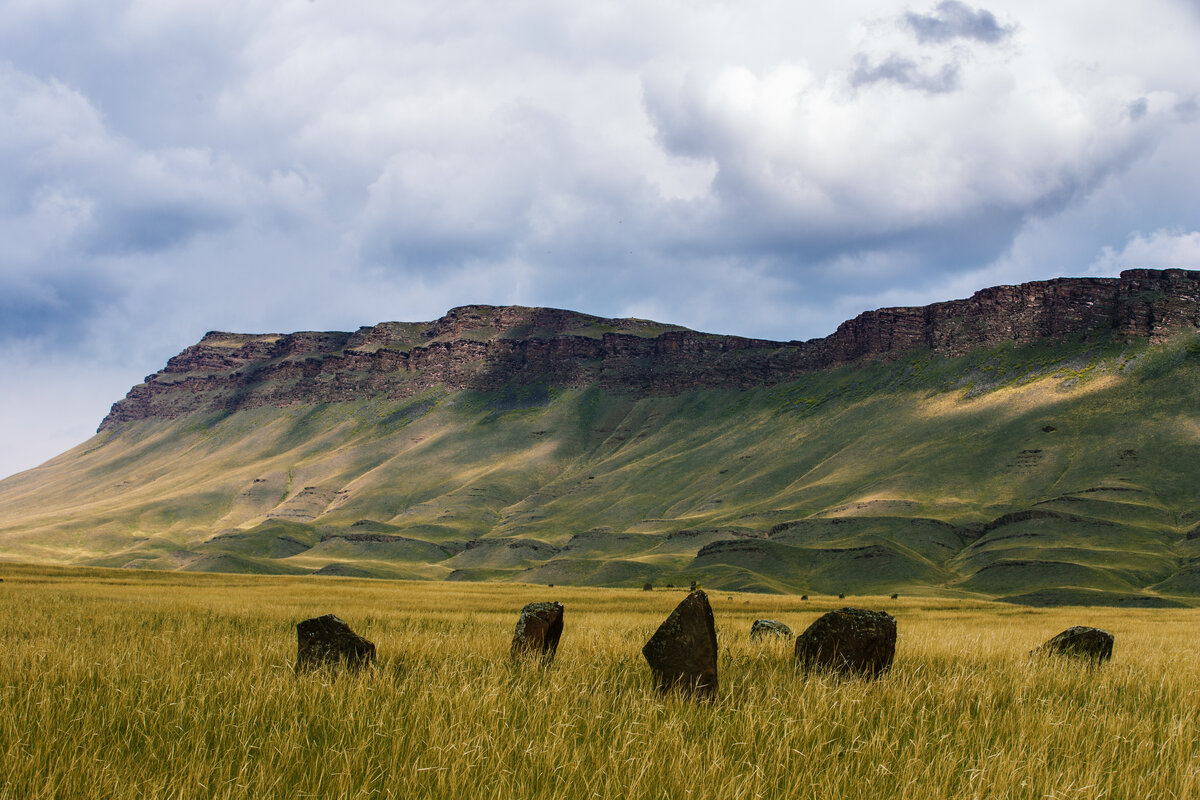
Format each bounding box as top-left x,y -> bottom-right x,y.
1034,626 -> 1114,663
801,594 -> 808,600
838,593 -> 845,599
510,601 -> 564,663
794,607 -> 897,678
750,619 -> 793,639
1042,425 -> 1057,433
643,583 -> 654,591
890,593 -> 899,600
642,590 -> 718,697
296,614 -> 375,673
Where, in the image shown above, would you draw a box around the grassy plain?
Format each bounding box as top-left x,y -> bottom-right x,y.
2,565 -> 1199,799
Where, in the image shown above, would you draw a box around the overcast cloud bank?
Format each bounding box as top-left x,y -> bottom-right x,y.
1,0 -> 1198,477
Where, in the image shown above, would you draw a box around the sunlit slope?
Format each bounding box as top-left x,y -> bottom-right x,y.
1,335 -> 1198,600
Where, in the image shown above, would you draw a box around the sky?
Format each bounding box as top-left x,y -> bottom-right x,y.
2,0 -> 1200,479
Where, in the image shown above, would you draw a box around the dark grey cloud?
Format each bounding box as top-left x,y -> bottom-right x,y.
904,1 -> 1014,44
85,202 -> 235,256
0,275 -> 118,344
1175,95 -> 1199,121
850,54 -> 960,93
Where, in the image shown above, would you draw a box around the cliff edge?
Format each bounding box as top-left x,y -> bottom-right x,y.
99,268 -> 1200,430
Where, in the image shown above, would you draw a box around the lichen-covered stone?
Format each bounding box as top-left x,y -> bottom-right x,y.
642,590 -> 718,697
295,614 -> 375,673
510,601 -> 564,663
794,607 -> 896,678
750,619 -> 793,640
1034,626 -> 1114,663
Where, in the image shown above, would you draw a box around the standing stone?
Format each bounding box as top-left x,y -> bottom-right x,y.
1034,626 -> 1114,663
296,614 -> 376,673
794,607 -> 896,678
750,619 -> 793,640
642,590 -> 718,697
510,601 -> 564,663
643,583 -> 654,592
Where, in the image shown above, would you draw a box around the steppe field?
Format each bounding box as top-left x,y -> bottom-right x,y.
2,564 -> 1199,799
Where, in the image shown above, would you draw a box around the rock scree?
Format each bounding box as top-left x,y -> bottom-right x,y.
510,601 -> 564,663
750,619 -> 793,640
794,607 -> 897,678
642,590 -> 718,698
295,614 -> 376,673
1033,626 -> 1114,663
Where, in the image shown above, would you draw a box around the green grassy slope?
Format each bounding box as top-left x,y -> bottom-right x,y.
1,333 -> 1198,601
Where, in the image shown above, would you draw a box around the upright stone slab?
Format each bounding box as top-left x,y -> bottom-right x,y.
510,601 -> 564,663
1034,626 -> 1114,663
750,619 -> 793,640
642,590 -> 718,697
295,614 -> 376,673
794,607 -> 896,678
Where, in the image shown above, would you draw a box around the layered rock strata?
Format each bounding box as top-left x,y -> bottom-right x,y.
101,269 -> 1200,430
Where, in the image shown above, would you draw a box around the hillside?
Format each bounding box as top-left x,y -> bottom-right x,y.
1,268 -> 1199,603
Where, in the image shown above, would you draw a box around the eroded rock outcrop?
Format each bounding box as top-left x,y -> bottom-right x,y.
750,619 -> 793,639
794,607 -> 897,678
295,614 -> 376,673
1034,626 -> 1114,663
510,601 -> 564,663
100,269 -> 1200,430
642,590 -> 718,697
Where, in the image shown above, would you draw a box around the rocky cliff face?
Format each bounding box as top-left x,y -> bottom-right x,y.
99,269 -> 1200,430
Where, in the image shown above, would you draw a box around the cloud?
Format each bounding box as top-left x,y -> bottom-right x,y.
850,54 -> 960,93
0,0 -> 1199,478
1089,229 -> 1200,274
904,1 -> 1015,44
641,52 -> 1161,272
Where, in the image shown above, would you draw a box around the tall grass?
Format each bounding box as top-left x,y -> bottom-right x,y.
2,567 -> 1199,799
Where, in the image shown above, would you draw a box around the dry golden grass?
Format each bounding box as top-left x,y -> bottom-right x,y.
2,565 -> 1199,799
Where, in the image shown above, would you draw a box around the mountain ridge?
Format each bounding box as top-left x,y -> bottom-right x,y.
100,268 -> 1200,430
2,268 -> 1199,603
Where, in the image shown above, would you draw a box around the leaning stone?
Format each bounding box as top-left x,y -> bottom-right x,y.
750,619 -> 793,640
1034,626 -> 1114,663
642,590 -> 718,697
296,614 -> 376,673
794,607 -> 896,678
510,601 -> 564,663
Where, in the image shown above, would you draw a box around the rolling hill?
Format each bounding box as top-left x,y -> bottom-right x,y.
1,268 -> 1198,603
